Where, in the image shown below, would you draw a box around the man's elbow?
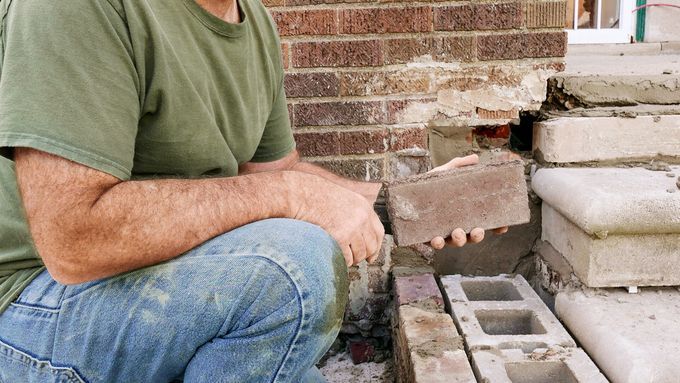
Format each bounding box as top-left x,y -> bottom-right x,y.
33,234 -> 101,285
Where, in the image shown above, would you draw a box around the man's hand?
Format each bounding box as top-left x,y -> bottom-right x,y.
285,173 -> 384,267
427,153 -> 512,250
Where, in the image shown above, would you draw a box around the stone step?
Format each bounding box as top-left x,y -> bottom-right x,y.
533,115 -> 680,163
545,74 -> 680,110
532,167 -> 680,288
556,289 -> 680,383
532,167 -> 680,236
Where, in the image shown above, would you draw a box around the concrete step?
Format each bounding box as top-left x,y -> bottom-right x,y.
532,167 -> 680,288
533,114 -> 680,163
556,289 -> 680,383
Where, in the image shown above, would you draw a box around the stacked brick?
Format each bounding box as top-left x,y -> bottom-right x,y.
265,0 -> 569,179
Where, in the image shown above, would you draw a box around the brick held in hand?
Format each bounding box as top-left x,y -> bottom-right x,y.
385,160 -> 530,246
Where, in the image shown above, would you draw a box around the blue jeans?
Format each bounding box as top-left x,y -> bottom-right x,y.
0,219 -> 348,382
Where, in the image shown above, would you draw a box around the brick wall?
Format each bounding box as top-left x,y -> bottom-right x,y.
265,0 -> 568,338
267,0 -> 567,179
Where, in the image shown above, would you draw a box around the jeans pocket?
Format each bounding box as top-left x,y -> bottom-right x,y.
0,339 -> 86,383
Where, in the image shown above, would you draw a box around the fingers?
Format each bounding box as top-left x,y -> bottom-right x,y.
341,244 -> 353,267
430,236 -> 446,250
493,226 -> 509,235
349,233 -> 368,266
448,228 -> 467,247
366,214 -> 386,264
469,228 -> 485,243
429,154 -> 480,173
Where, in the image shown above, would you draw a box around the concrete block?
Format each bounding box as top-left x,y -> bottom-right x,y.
532,167 -> 680,236
386,160 -> 530,246
541,204 -> 680,287
441,275 -> 575,352
394,305 -> 475,383
556,288 -> 680,383
533,115 -> 680,163
472,347 -> 608,383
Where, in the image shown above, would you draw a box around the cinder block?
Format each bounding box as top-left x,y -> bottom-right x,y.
385,160 -> 530,246
440,275 -> 575,352
394,305 -> 476,383
472,347 -> 608,383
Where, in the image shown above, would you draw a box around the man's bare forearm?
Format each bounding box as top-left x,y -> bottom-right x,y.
16,149 -> 302,284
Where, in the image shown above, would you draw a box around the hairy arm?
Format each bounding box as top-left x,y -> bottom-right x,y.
15,148 -> 382,284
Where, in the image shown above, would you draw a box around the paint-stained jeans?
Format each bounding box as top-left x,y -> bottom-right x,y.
0,219 -> 348,382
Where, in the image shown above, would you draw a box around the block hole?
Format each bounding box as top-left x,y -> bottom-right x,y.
461,280 -> 522,301
505,361 -> 578,383
475,310 -> 546,335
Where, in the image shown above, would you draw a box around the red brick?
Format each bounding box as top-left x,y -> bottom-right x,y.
385,160 -> 530,246
294,101 -> 386,126
435,3 -> 522,31
292,40 -> 383,68
349,340 -> 375,364
310,157 -> 385,180
390,126 -> 428,151
384,37 -> 434,65
293,129 -> 388,156
394,273 -> 444,307
476,108 -> 519,120
433,36 -> 475,62
286,0 -> 365,5
340,7 -> 432,34
339,71 -> 431,97
271,10 -> 337,36
284,72 -> 339,98
433,5 -> 475,31
525,0 -> 568,28
523,31 -> 568,58
262,0 -> 284,7
477,33 -> 524,61
281,43 -> 289,69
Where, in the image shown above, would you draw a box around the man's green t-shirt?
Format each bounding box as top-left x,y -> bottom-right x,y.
0,0 -> 295,313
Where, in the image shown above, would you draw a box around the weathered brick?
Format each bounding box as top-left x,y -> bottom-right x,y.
477,33 -> 524,61
476,108 -> 519,120
384,37 -> 434,65
339,71 -> 431,97
433,36 -> 475,62
262,0 -> 284,7
394,273 -> 445,308
286,0 -> 364,5
433,4 -> 475,31
525,0 -> 568,28
271,10 -> 337,36
292,40 -> 383,68
390,126 -> 428,151
294,101 -> 386,126
284,72 -> 339,98
385,160 -> 530,246
389,152 -> 431,180
281,43 -> 289,69
295,129 -> 388,156
310,157 -> 385,180
387,98 -> 438,124
524,31 -> 568,58
340,7 -> 432,34
435,3 -> 522,31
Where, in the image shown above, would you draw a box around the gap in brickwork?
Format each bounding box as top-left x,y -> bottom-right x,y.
461,280 -> 523,301
475,309 -> 547,335
505,361 -> 579,383
509,111 -> 539,152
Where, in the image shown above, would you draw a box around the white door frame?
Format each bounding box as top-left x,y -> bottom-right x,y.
568,0 -> 634,44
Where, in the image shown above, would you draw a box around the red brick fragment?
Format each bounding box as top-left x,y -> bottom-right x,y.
348,340 -> 375,364
385,160 -> 530,246
394,273 -> 444,308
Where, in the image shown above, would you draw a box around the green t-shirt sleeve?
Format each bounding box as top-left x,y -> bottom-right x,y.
0,0 -> 139,180
250,80 -> 296,163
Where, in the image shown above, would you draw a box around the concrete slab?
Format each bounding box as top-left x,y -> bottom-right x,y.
472,347 -> 608,383
556,289 -> 680,383
533,115 -> 680,163
563,54 -> 680,76
441,275 -> 575,352
541,204 -> 680,287
385,161 -> 530,246
532,167 -> 680,235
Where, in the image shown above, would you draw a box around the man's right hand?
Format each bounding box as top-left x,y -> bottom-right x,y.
284,172 -> 385,267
